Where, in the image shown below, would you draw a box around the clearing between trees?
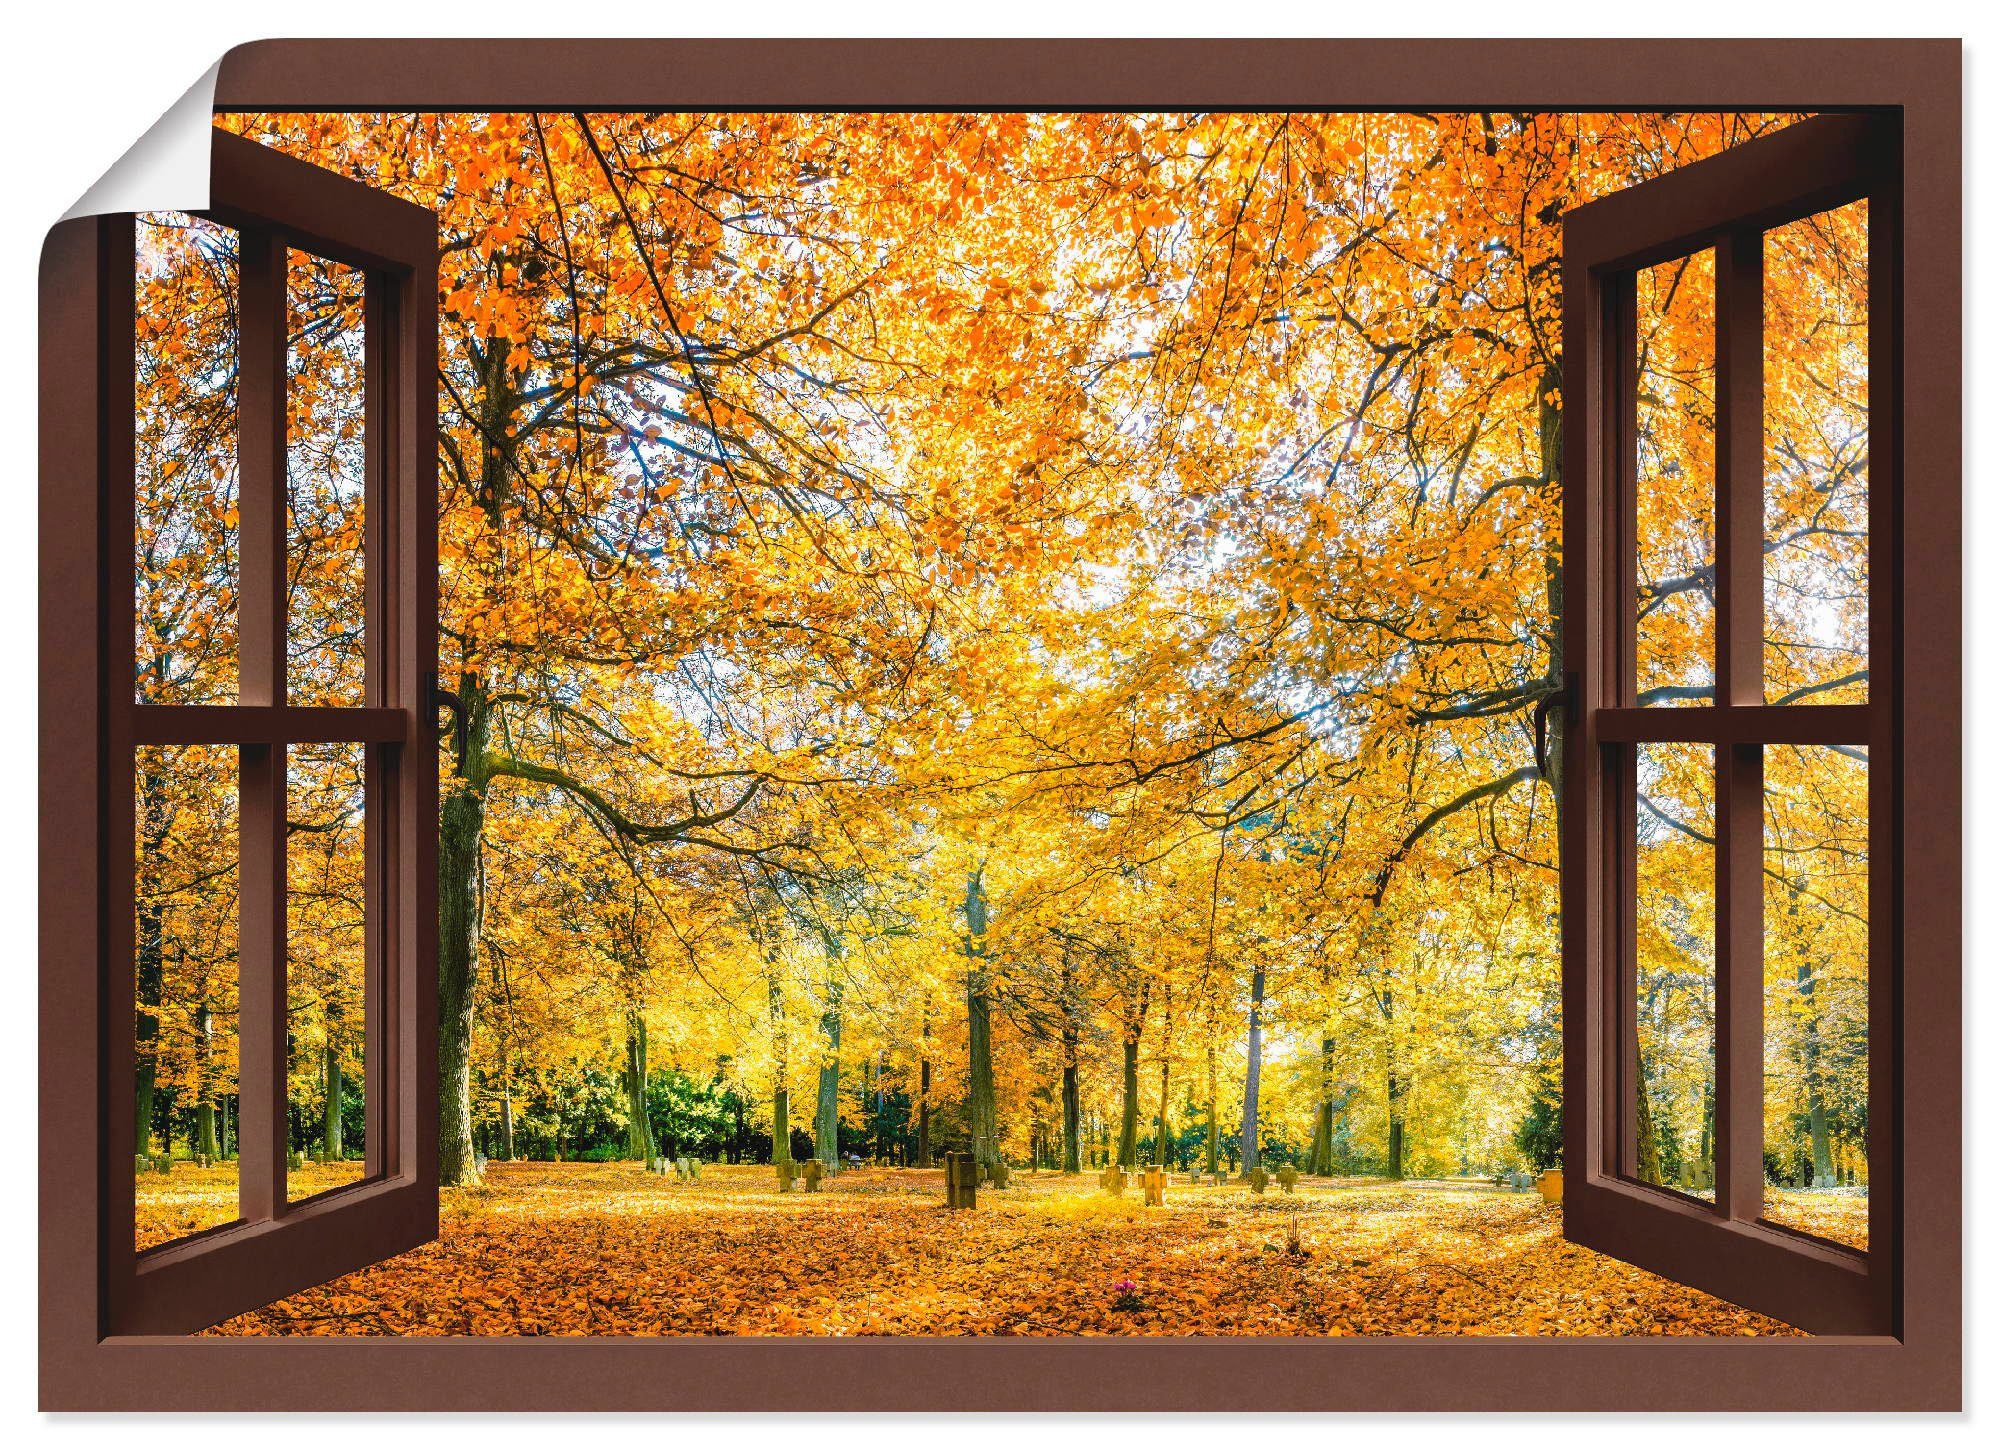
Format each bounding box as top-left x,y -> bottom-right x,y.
132,1162 -> 1863,1338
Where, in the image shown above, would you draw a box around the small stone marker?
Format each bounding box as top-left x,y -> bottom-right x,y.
1247,1167 -> 1269,1194
776,1160 -> 797,1192
802,1159 -> 825,1192
1277,1165 -> 1299,1194
686,1157 -> 702,1181
1142,1166 -> 1166,1207
990,1159 -> 1010,1189
153,1156 -> 172,1175
944,1150 -> 978,1209
1099,1166 -> 1127,1197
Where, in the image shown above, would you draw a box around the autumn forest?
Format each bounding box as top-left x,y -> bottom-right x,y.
130,110 -> 1871,1335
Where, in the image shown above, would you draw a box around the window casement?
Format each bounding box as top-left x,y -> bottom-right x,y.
66,130 -> 440,1336
1560,112 -> 1899,1336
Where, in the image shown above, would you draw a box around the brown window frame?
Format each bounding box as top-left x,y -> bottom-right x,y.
52,129 -> 440,1339
38,38 -> 1959,1412
1559,112 -> 1899,1337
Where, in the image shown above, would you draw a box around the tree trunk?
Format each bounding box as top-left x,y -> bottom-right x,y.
498,1077 -> 515,1161
768,958 -> 792,1174
1386,1065 -> 1407,1180
1205,1043 -> 1219,1175
1635,1056 -> 1664,1185
1309,1034 -> 1336,1174
917,1045 -> 932,1166
134,761 -> 168,1159
1239,965 -> 1266,1174
1061,1059 -> 1081,1173
437,767 -> 487,1186
964,868 -> 1002,1181
814,976 -> 843,1170
1797,958 -> 1836,1186
1117,1034 -> 1140,1168
194,997 -> 219,1159
623,1009 -> 652,1161
436,675 -> 492,1187
323,1041 -> 343,1160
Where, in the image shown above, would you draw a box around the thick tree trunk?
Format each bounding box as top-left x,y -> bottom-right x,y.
1239,965 -> 1266,1174
1309,1034 -> 1337,1174
498,1077 -> 515,1161
437,771 -> 486,1186
964,869 -> 1002,1181
1635,1056 -> 1663,1185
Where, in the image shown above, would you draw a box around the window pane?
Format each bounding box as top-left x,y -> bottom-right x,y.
1764,202 -> 1869,706
286,250 -> 368,707
135,214 -> 239,705
134,745 -> 241,1251
1634,742 -> 1716,1200
1762,744 -> 1869,1250
1634,250 -> 1717,707
288,740 -> 369,1201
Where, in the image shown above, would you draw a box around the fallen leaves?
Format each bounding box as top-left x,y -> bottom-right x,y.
187,1162 -> 1840,1339
135,1160 -> 367,1252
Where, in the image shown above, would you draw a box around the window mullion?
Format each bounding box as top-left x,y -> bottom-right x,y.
235,225 -> 290,1224
1713,225 -> 1767,1223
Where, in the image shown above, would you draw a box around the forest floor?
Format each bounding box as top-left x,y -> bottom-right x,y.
128,1162 -> 1869,1338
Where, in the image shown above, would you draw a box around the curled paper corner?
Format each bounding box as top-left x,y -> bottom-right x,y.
61,60 -> 222,221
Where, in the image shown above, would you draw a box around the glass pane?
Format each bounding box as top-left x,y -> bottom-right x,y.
1762,744 -> 1869,1250
286,250 -> 368,707
288,740 -> 369,1201
134,745 -> 241,1251
1635,250 -> 1717,707
1764,202 -> 1869,705
135,214 -> 239,705
1634,742 -> 1716,1200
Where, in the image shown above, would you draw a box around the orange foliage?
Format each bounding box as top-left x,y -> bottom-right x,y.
196,1163 -> 1825,1338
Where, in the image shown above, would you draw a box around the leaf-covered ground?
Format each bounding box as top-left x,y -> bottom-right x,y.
133,1159 -> 369,1251
129,1163 -> 1871,1338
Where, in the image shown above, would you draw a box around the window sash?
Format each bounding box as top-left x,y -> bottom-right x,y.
1560,111 -> 1898,1336
96,131 -> 439,1336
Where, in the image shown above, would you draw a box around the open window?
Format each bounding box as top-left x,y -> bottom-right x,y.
53,130 -> 440,1336
1560,113 -> 1897,1336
